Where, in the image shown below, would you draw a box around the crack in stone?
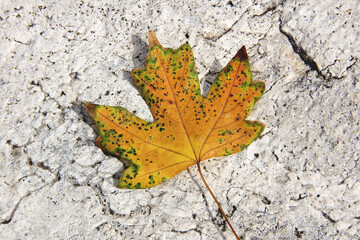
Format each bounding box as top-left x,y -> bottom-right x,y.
272,151 -> 279,162
290,193 -> 307,201
209,17 -> 242,41
278,20 -> 359,82
0,161 -> 61,224
0,184 -> 47,225
321,211 -> 337,223
29,78 -> 63,109
262,196 -> 271,205
26,153 -> 62,186
321,55 -> 358,80
170,227 -> 202,236
263,77 -> 281,95
203,6 -> 252,41
0,192 -> 30,225
344,58 -> 359,73
253,0 -> 286,17
279,19 -> 326,80
294,227 -> 305,238
1,139 -> 62,224
91,183 -> 125,218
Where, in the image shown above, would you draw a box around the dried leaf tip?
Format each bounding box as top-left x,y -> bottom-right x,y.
83,103 -> 96,117
147,30 -> 164,61
234,46 -> 248,61
148,30 -> 163,49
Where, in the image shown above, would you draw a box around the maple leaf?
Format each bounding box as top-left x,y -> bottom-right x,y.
84,31 -> 265,189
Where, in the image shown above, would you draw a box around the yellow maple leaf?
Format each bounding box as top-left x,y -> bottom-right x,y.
84,31 -> 265,189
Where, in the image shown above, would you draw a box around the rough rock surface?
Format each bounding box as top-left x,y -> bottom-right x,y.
1,0 -> 359,239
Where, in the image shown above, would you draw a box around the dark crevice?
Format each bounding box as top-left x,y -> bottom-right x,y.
272,151 -> 279,161
171,228 -> 202,236
294,227 -> 305,238
345,58 -> 359,72
254,0 -> 286,17
92,184 -> 125,218
37,162 -> 50,171
278,19 -> 357,81
279,20 -> 325,79
262,196 -> 271,205
290,193 -> 307,201
321,211 -> 337,223
255,5 -> 278,17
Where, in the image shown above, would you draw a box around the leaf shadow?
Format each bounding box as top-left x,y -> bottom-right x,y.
74,103 -> 129,186
201,59 -> 221,98
186,168 -> 227,240
78,34 -> 153,188
72,103 -> 94,127
85,34 -> 151,186
131,34 -> 148,68
122,34 -> 149,89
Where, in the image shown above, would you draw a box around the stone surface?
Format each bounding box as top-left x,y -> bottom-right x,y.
1,0 -> 359,239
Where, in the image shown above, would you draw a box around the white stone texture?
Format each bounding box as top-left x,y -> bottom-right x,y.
1,0 -> 359,239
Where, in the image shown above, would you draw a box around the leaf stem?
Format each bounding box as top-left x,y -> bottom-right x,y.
196,162 -> 240,240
